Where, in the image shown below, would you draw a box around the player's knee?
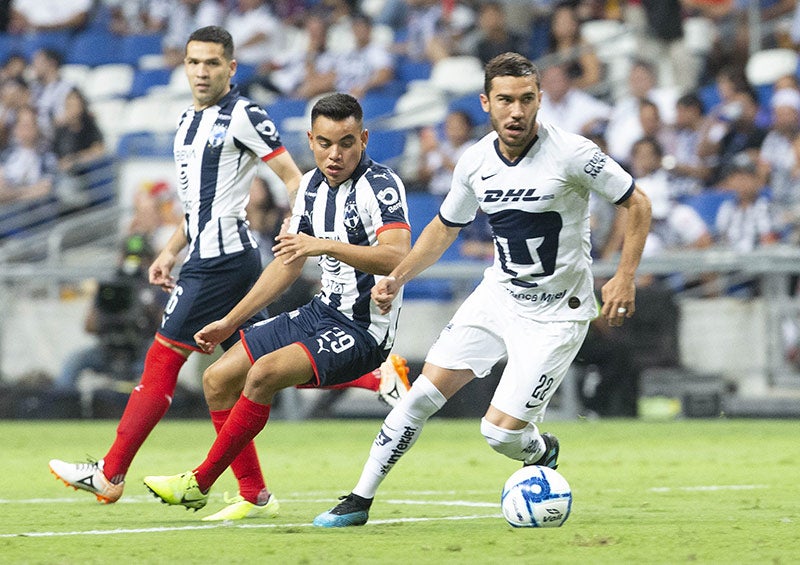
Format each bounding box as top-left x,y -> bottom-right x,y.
202,361 -> 240,405
480,418 -> 527,461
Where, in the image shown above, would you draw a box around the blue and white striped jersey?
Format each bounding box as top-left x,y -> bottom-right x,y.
289,154 -> 410,348
441,121 -> 635,322
173,86 -> 286,262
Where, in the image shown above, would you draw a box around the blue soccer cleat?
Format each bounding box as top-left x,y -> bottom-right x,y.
313,492 -> 372,527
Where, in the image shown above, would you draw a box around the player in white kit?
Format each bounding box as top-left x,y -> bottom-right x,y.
314,52 -> 652,527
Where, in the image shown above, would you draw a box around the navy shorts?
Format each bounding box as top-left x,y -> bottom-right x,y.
240,297 -> 387,387
157,248 -> 268,351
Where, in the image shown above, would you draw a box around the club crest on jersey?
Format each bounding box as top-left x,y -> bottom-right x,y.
207,123 -> 227,148
343,199 -> 361,231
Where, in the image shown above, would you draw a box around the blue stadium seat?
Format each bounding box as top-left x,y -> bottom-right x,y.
119,33 -> 163,67
680,190 -> 737,234
403,192 -> 461,300
66,31 -> 123,66
235,63 -> 257,84
265,96 -> 307,129
367,128 -> 406,165
127,68 -> 171,98
448,92 -> 488,126
361,92 -> 398,122
0,34 -> 17,63
18,30 -> 73,59
698,83 -> 721,113
395,56 -> 432,85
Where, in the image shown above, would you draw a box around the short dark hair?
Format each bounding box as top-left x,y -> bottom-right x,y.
38,47 -> 63,67
311,93 -> 363,125
632,136 -> 663,159
187,26 -> 234,60
677,92 -> 703,112
484,52 -> 540,95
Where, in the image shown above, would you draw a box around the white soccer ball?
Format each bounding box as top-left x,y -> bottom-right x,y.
501,465 -> 572,528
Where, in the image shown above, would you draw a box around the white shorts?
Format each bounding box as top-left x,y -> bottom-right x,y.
425,280 -> 589,422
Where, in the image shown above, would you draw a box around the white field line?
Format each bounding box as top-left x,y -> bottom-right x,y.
648,484 -> 769,493
0,514 -> 501,539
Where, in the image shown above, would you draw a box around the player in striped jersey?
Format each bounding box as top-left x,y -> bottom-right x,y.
142,92 -> 412,518
314,52 -> 652,527
48,25 -> 303,509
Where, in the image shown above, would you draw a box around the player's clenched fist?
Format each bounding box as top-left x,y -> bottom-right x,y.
372,275 -> 400,314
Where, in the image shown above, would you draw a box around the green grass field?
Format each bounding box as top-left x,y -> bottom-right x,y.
1,418 -> 797,564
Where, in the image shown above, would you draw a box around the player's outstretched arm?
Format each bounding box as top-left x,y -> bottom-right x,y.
267,150 -> 303,206
274,227 -> 411,275
372,216 -> 461,314
194,256 -> 305,353
601,185 -> 651,327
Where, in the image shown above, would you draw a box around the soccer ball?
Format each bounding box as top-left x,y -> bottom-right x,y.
501,465 -> 572,528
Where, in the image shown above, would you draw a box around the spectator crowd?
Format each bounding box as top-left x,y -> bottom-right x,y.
2,0 -> 800,270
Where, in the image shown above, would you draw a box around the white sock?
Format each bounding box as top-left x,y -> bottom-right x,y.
480,419 -> 545,463
352,375 -> 446,499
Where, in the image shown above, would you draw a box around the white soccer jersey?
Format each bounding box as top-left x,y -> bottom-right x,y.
289,155 -> 411,347
173,86 -> 286,261
440,121 -> 634,321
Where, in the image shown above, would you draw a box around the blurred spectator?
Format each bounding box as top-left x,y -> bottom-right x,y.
398,0 -> 475,63
321,0 -> 357,53
758,87 -> 800,205
543,1 -> 602,90
8,0 -> 91,34
605,58 -> 678,165
701,82 -> 767,187
638,99 -> 674,157
245,174 -> 317,314
715,153 -> 778,253
459,207 -> 493,262
334,12 -> 395,98
260,10 -> 338,99
538,63 -> 610,136
630,136 -> 713,257
159,0 -> 226,68
461,1 -> 529,65
225,0 -> 284,67
29,48 -> 75,134
662,92 -> 711,197
271,0 -> 308,28
127,180 -> 182,251
0,52 -> 27,82
627,0 -> 698,91
0,105 -> 57,205
414,109 -> 476,196
102,0 -> 165,35
770,133 -> 800,244
246,175 -> 288,265
52,234 -> 166,391
51,89 -> 107,211
0,76 -> 32,150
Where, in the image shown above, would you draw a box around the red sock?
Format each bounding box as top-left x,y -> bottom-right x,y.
210,409 -> 267,504
325,368 -> 380,391
194,395 -> 270,493
103,340 -> 187,483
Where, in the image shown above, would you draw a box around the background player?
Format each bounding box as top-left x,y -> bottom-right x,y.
48,25 -> 302,514
142,93 -> 412,518
313,52 -> 652,527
